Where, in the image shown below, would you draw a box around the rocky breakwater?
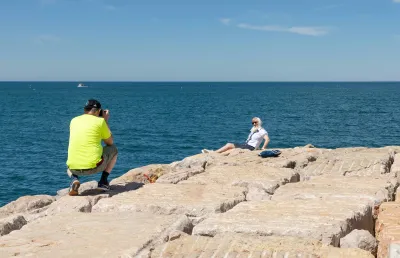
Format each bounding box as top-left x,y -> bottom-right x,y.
1,145 -> 400,257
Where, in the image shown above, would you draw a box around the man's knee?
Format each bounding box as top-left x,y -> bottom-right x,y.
112,144 -> 118,155
105,144 -> 118,156
227,143 -> 235,148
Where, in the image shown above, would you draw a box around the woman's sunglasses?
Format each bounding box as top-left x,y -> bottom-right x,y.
252,121 -> 258,125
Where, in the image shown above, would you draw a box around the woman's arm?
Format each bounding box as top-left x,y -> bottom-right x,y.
261,135 -> 270,150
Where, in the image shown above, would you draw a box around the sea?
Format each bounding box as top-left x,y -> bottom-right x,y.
1,82 -> 400,207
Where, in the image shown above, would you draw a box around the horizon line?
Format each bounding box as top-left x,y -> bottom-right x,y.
1,80 -> 400,83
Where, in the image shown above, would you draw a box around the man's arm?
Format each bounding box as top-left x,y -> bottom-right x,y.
102,110 -> 113,146
261,135 -> 270,150
103,135 -> 113,146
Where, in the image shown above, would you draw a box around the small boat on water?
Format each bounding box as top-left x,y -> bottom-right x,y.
77,83 -> 88,88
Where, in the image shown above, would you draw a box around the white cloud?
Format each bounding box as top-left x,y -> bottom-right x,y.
288,27 -> 328,36
393,0 -> 400,3
237,23 -> 329,36
34,35 -> 60,44
219,18 -> 232,26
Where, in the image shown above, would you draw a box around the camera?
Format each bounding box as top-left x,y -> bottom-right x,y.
99,109 -> 103,117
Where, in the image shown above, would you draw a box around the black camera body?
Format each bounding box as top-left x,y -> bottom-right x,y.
99,109 -> 103,117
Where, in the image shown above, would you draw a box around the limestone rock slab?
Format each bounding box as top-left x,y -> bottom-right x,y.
150,234 -> 373,258
56,181 -> 99,197
193,199 -> 373,247
215,146 -> 324,169
389,243 -> 400,258
0,212 -> 191,258
156,166 -> 205,184
272,176 -> 397,223
0,215 -> 27,236
376,202 -> 400,258
179,165 -> 299,196
92,184 -> 246,216
45,195 -> 109,215
340,229 -> 377,255
0,195 -> 55,217
171,154 -> 215,170
264,150 -> 319,169
111,164 -> 171,185
272,176 -> 396,207
246,187 -> 272,201
392,154 -> 400,183
176,147 -> 324,176
396,187 -> 400,202
300,148 -> 395,179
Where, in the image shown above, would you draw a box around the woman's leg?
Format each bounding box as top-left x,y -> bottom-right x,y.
215,143 -> 235,153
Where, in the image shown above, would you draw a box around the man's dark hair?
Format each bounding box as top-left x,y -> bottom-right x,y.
84,99 -> 101,112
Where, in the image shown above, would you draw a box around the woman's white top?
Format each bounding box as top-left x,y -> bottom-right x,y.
246,128 -> 268,148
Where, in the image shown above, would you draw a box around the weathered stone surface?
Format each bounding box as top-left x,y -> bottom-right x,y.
376,202 -> 400,258
0,195 -> 55,217
340,229 -> 377,255
7,146 -> 400,257
57,180 -> 144,198
266,149 -> 319,169
167,230 -> 190,241
389,243 -> 400,258
150,234 -> 374,258
156,166 -> 205,184
392,154 -> 400,184
193,199 -> 373,247
21,195 -> 109,224
45,194 -> 109,215
171,154 -> 215,170
0,215 -> 27,236
56,181 -> 99,197
180,165 -> 299,195
172,145 -> 323,172
111,164 -> 171,185
3,205 -> 52,224
92,184 -> 246,216
246,186 -> 272,201
300,148 -> 395,179
0,212 -> 192,258
24,206 -> 51,223
272,176 -> 397,217
211,146 -> 324,170
396,187 -> 400,202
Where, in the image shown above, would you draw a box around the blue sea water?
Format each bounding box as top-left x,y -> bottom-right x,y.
1,82 -> 400,206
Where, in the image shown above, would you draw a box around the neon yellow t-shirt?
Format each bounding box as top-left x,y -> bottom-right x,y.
66,114 -> 111,169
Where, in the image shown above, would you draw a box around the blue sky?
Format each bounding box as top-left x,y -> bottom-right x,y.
1,0 -> 399,81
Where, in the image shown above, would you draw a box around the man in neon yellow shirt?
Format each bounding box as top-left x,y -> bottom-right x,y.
66,99 -> 118,196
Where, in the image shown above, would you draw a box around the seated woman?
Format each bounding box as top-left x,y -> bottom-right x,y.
202,117 -> 270,154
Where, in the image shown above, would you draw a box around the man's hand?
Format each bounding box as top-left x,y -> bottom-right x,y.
103,109 -> 110,122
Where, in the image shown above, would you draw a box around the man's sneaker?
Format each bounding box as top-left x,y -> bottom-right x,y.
98,181 -> 111,191
69,178 -> 80,196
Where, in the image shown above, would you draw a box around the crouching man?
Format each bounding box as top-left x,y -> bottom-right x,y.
66,99 -> 118,196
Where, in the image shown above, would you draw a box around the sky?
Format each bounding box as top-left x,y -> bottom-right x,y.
0,0 -> 400,81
